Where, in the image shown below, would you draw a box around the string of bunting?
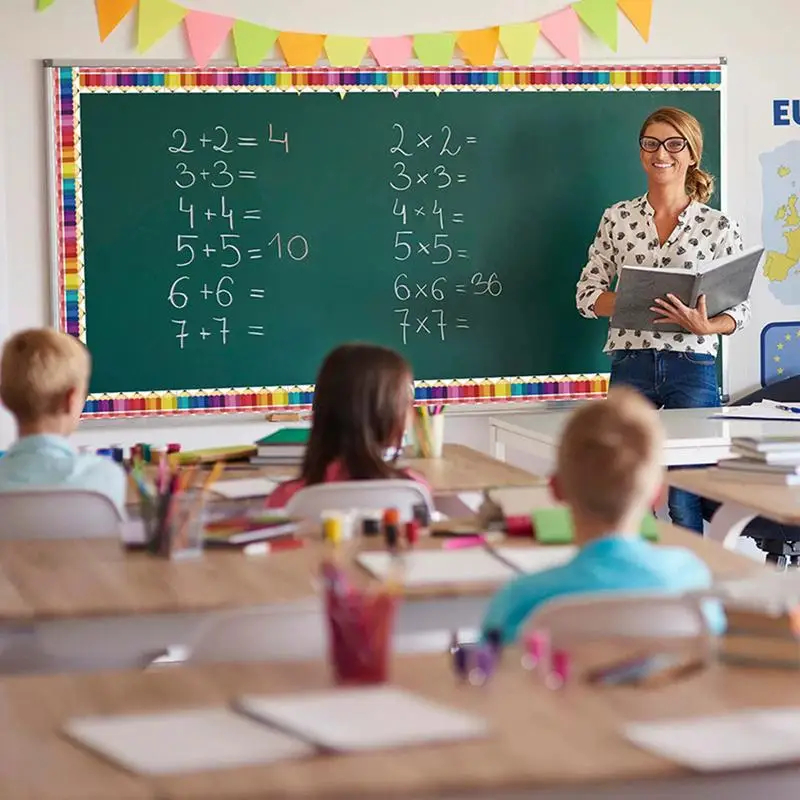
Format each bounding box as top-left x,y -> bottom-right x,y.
38,0 -> 653,68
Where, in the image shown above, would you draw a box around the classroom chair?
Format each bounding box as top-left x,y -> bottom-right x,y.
0,489 -> 122,539
284,479 -> 434,522
526,593 -> 713,661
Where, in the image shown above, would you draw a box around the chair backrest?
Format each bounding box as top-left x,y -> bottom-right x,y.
186,600 -> 326,664
729,374 -> 800,405
284,479 -> 434,522
525,592 -> 713,659
0,489 -> 122,539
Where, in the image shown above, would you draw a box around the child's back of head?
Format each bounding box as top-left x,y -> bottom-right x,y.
0,328 -> 90,434
302,342 -> 412,484
556,387 -> 664,535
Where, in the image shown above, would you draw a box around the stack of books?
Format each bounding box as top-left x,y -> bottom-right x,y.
251,428 -> 310,466
715,434 -> 800,485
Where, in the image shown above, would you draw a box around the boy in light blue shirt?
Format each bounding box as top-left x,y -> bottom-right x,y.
482,387 -> 724,643
0,329 -> 126,516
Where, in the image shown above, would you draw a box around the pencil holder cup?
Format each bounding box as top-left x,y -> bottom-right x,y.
142,489 -> 205,560
324,587 -> 397,685
409,412 -> 445,458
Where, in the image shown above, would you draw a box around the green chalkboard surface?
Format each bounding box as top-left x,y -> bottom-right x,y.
61,68 -> 721,404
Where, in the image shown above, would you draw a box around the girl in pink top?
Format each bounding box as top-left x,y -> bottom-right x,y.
266,343 -> 430,508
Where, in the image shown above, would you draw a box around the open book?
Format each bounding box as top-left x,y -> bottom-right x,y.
610,245 -> 764,333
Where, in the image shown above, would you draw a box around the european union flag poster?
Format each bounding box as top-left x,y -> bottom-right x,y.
761,321 -> 800,385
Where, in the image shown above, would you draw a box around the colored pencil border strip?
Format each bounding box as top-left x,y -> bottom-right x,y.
50,64 -> 720,419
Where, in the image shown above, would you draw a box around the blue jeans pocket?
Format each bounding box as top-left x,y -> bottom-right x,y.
675,351 -> 716,367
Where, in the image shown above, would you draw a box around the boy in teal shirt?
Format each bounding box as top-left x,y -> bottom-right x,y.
0,329 -> 126,516
482,388 -> 724,643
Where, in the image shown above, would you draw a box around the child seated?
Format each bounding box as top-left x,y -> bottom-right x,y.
267,343 -> 430,508
481,387 -> 723,644
0,329 -> 126,515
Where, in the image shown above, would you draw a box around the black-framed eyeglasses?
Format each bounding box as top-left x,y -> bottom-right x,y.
639,136 -> 688,154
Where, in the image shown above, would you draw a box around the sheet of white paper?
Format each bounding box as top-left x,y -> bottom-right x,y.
64,707 -> 312,776
710,402 -> 800,421
697,571 -> 800,612
356,549 -> 516,587
493,546 -> 577,574
626,707 -> 800,772
211,478 -> 279,499
236,686 -> 488,752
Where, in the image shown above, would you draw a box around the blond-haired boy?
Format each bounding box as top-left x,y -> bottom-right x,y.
482,387 -> 723,643
0,329 -> 125,514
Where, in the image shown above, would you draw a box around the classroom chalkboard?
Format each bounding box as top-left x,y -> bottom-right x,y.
48,64 -> 723,417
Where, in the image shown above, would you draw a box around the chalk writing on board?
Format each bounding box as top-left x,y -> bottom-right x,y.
387,122 -> 497,348
166,123 -> 298,349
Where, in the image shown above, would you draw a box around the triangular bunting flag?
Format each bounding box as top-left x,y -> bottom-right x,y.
325,35 -> 370,67
617,0 -> 653,42
137,0 -> 187,53
499,22 -> 540,66
414,33 -> 456,66
278,32 -> 325,67
573,0 -> 618,51
37,0 -> 56,9
95,0 -> 138,41
370,36 -> 413,67
540,6 -> 581,63
184,10 -> 233,68
233,20 -> 278,67
457,27 -> 499,66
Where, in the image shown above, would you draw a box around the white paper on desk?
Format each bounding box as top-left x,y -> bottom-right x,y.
356,549 -> 516,587
710,401 -> 800,421
626,707 -> 800,771
235,686 -> 488,753
64,707 -> 313,776
697,572 -> 800,613
211,477 -> 279,499
493,546 -> 577,574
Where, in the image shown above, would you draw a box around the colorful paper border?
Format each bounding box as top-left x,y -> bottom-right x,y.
51,64 -> 721,418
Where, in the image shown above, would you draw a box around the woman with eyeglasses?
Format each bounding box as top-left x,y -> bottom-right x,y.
575,106 -> 750,534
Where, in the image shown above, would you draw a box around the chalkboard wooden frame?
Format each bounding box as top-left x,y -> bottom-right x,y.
45,61 -> 725,419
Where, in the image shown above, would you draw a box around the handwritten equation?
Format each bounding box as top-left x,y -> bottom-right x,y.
387,123 -> 502,345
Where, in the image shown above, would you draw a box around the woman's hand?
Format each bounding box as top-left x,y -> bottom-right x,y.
650,294 -> 713,335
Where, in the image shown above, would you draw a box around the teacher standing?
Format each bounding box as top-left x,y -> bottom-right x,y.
575,106 -> 750,534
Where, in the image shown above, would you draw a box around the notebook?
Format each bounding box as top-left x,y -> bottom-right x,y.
492,546 -> 577,574
611,245 -> 763,332
235,686 -> 488,752
211,477 -> 279,499
532,506 -> 660,544
356,548 -> 517,587
625,707 -> 800,772
63,707 -> 313,776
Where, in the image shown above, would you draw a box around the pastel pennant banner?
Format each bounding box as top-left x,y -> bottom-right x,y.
617,0 -> 653,41
498,22 -> 541,66
184,10 -> 233,68
457,27 -> 499,67
95,0 -> 137,40
40,0 -> 655,66
370,36 -> 413,68
540,6 -> 581,63
325,35 -> 370,67
573,0 -> 618,51
232,20 -> 278,67
137,0 -> 187,53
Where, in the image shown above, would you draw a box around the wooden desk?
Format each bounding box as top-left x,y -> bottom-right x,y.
489,407 -> 798,468
669,467 -> 800,551
127,444 -> 542,506
3,653 -> 800,800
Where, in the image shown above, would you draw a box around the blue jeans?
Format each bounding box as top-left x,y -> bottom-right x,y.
609,349 -> 720,534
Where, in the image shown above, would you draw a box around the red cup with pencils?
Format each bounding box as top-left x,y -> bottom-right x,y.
322,563 -> 397,685
410,405 -> 446,458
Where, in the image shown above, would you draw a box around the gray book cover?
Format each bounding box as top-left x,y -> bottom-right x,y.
610,245 -> 764,333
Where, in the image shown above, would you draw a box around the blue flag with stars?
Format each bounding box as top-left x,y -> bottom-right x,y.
761,322 -> 800,385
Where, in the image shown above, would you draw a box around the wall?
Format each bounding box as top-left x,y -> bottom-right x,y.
0,0 -> 796,451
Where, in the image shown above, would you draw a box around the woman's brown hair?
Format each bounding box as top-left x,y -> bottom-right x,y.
640,107 -> 714,204
301,343 -> 413,485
